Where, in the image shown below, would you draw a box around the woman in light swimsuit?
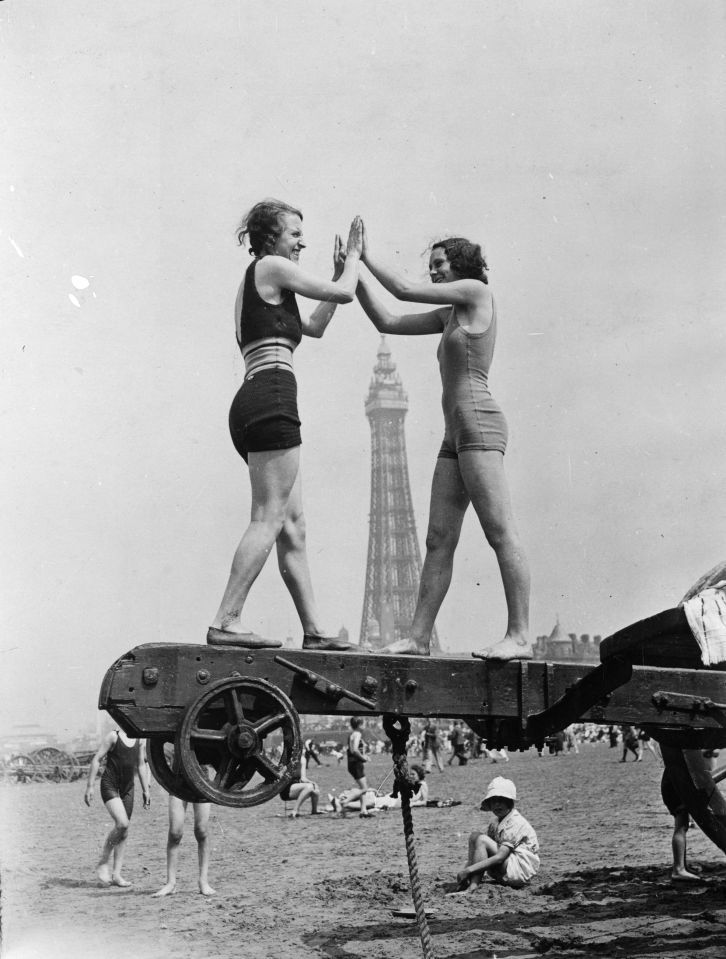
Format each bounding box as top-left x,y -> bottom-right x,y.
355,225 -> 530,660
209,199 -> 363,651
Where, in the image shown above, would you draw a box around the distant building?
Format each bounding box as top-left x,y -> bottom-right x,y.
532,618 -> 602,662
0,723 -> 59,756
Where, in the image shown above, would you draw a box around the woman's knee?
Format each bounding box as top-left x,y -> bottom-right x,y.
279,510 -> 307,551
250,502 -> 289,536
425,522 -> 459,556
481,517 -> 521,554
114,822 -> 130,841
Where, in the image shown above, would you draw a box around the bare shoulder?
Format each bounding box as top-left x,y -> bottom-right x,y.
256,254 -> 291,280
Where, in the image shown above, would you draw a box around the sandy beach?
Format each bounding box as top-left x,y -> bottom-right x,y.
1,743 -> 725,959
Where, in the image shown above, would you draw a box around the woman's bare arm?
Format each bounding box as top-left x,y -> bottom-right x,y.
357,272 -> 447,335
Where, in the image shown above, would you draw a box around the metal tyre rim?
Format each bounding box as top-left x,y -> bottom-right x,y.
147,737 -> 209,803
177,676 -> 301,808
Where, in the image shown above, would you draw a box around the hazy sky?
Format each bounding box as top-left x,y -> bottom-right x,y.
2,1 -> 725,739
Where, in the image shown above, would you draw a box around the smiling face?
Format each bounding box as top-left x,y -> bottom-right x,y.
428,246 -> 458,283
272,213 -> 306,262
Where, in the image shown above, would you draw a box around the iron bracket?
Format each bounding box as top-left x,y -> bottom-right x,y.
274,655 -> 377,710
652,690 -> 726,726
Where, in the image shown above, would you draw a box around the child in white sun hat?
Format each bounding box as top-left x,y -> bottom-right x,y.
455,776 -> 540,892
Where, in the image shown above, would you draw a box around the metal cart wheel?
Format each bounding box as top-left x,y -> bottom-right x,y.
7,754 -> 37,783
147,737 -> 210,803
177,676 -> 301,808
30,747 -> 78,783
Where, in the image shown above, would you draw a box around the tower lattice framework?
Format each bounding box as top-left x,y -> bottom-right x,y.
359,337 -> 439,651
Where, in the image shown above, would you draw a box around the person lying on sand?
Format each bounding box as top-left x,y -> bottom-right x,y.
331,765 -> 429,813
454,776 -> 539,893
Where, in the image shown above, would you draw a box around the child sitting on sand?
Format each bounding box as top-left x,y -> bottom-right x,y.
455,776 -> 540,892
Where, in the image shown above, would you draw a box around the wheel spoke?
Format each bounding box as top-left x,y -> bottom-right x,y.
215,754 -> 233,788
228,759 -> 256,790
254,711 -> 287,737
254,752 -> 283,783
190,726 -> 227,743
223,689 -> 245,725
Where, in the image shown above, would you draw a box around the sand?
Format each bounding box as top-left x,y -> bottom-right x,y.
1,744 -> 725,958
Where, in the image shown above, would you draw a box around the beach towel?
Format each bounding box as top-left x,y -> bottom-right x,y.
682,581 -> 726,666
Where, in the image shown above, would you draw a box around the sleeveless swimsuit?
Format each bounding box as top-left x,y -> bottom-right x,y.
228,259 -> 303,461
436,300 -> 508,457
347,731 -> 366,782
100,733 -> 139,817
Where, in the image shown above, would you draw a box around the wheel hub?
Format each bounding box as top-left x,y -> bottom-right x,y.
227,720 -> 259,757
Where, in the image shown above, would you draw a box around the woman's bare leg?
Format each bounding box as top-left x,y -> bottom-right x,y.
97,797 -> 131,887
384,457 -> 469,654
275,464 -> 322,634
211,448 -> 301,631
457,451 -> 531,660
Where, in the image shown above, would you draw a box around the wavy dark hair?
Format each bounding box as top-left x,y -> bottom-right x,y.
236,198 -> 303,256
431,237 -> 488,283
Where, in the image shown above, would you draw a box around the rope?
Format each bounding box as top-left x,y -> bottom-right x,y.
383,714 -> 435,959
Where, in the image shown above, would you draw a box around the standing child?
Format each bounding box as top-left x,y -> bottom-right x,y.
455,776 -> 540,892
152,793 -> 215,897
620,725 -> 642,762
339,717 -> 373,817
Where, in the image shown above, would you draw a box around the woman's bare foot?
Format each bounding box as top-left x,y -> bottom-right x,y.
111,875 -> 132,888
97,863 -> 112,886
378,638 -> 430,655
472,633 -> 532,661
151,881 -> 177,897
199,881 -> 216,896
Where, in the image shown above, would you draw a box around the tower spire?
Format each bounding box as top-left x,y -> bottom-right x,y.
359,337 -> 439,650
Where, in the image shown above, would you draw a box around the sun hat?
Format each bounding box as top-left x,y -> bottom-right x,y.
481,776 -> 517,810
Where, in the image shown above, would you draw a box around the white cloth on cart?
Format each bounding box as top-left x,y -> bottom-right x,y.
682,581 -> 726,666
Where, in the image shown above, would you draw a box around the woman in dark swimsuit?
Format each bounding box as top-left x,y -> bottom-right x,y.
355,224 -> 530,660
84,729 -> 150,887
208,200 -> 363,651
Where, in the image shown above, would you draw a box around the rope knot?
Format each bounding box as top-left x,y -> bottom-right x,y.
383,714 -> 417,799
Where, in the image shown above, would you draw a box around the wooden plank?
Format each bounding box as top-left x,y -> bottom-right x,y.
98,643 -> 726,745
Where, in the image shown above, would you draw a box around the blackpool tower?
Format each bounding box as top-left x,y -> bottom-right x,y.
359,337 -> 439,651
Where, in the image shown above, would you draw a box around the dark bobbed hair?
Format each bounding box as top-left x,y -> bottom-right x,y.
410,763 -> 426,780
236,198 -> 303,256
350,717 -> 364,730
431,236 -> 488,284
